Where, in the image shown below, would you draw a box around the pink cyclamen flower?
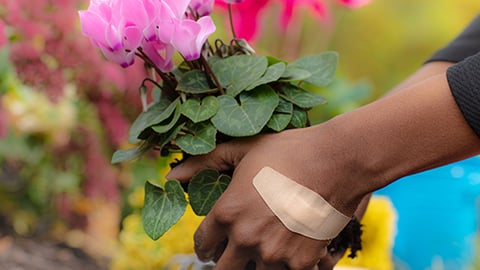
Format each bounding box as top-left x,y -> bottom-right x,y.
336,0 -> 371,8
156,0 -> 216,61
79,0 -> 143,67
79,0 -> 216,70
189,0 -> 215,16
169,17 -> 216,60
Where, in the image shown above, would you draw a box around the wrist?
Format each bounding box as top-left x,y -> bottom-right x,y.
320,72 -> 480,201
304,122 -> 376,216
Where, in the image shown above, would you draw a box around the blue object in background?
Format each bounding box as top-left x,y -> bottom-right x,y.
375,156 -> 480,270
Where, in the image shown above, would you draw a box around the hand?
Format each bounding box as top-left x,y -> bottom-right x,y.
167,125 -> 369,269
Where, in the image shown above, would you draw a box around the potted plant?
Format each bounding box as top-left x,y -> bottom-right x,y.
79,0 -> 365,261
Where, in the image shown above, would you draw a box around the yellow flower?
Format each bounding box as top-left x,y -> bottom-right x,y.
110,204 -> 203,270
337,196 -> 396,270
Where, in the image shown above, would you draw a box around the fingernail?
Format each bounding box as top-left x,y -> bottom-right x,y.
166,164 -> 183,179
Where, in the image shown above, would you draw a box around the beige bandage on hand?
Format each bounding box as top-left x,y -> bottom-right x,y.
253,167 -> 351,240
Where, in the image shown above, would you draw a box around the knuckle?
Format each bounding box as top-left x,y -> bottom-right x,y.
229,223 -> 259,248
211,201 -> 236,225
259,249 -> 282,265
288,257 -> 320,270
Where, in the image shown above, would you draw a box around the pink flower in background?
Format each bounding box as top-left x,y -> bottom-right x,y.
215,0 -> 269,41
223,0 -> 244,3
215,0 -> 371,41
336,0 -> 371,8
279,0 -> 328,29
0,19 -> 6,47
0,106 -> 7,138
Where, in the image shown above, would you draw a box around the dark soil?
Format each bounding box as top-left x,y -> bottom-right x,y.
0,218 -> 107,270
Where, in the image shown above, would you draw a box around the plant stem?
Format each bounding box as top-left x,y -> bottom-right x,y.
228,4 -> 237,39
135,49 -> 178,100
200,54 -> 224,95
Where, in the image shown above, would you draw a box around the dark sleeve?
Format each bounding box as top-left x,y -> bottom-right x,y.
427,15 -> 480,63
446,52 -> 480,137
426,15 -> 480,137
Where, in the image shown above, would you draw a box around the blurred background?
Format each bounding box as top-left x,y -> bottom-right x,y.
0,0 -> 480,269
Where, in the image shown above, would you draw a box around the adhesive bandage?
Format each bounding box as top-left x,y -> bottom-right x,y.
252,167 -> 351,240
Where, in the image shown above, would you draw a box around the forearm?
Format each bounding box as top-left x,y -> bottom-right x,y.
324,72 -> 480,200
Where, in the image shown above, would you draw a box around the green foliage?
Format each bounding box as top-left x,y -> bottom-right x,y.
211,85 -> 279,137
115,50 -> 337,241
142,180 -> 187,240
212,55 -> 268,97
181,96 -> 219,123
188,169 -> 231,216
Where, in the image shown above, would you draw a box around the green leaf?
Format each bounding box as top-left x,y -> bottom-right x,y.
287,51 -> 338,86
208,55 -> 222,66
280,67 -> 312,82
266,56 -> 285,65
181,96 -> 219,123
246,62 -> 286,91
129,98 -> 180,143
151,101 -> 182,134
275,99 -> 294,114
211,85 -> 279,137
112,138 -> 159,164
267,113 -> 292,132
280,84 -> 327,109
188,169 -> 231,216
157,123 -> 185,151
212,55 -> 268,96
267,99 -> 293,132
291,107 -> 307,128
176,122 -> 217,155
142,181 -> 187,240
177,70 -> 216,94
111,146 -> 144,164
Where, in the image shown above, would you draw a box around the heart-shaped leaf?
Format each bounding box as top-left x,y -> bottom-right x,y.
211,85 -> 279,137
280,84 -> 326,109
142,180 -> 187,240
212,55 -> 268,96
188,169 -> 231,216
275,99 -> 294,114
129,98 -> 179,143
181,96 -> 219,123
287,51 -> 338,87
280,67 -> 312,82
152,101 -> 182,133
291,107 -> 307,128
267,99 -> 293,132
246,62 -> 286,91
176,122 -> 217,155
267,113 -> 292,132
177,70 -> 216,94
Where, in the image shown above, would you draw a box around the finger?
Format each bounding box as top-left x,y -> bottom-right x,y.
255,262 -> 288,270
317,256 -> 336,270
194,212 -> 228,262
213,242 -> 250,270
166,142 -> 244,182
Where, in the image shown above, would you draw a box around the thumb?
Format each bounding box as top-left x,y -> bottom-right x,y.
166,142 -> 246,182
